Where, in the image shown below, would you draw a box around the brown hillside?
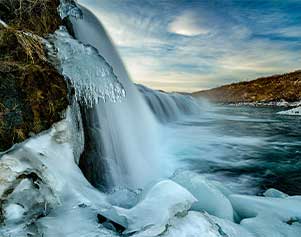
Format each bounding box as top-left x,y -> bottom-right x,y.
193,70 -> 301,103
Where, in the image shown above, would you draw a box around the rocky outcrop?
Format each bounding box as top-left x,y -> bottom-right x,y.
0,0 -> 68,152
193,70 -> 301,104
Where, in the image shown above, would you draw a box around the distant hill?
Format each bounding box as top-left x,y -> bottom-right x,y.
193,70 -> 301,103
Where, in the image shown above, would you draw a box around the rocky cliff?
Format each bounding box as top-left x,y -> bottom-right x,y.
0,0 -> 68,152
193,70 -> 301,104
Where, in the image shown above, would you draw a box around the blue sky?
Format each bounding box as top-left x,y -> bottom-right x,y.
81,0 -> 301,92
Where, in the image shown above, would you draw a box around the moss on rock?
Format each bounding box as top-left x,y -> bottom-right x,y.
0,0 -> 62,37
0,0 -> 68,152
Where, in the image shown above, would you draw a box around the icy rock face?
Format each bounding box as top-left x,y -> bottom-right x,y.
172,171 -> 234,221
51,100 -> 85,164
49,27 -> 126,107
58,0 -> 83,19
0,106 -> 115,237
111,180 -> 197,236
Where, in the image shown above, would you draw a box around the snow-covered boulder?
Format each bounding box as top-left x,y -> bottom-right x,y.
111,180 -> 197,236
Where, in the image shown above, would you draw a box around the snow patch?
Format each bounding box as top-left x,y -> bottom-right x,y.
278,106 -> 301,116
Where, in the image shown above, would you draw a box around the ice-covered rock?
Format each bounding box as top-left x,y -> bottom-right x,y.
0,146 -> 59,235
150,211 -> 222,237
172,171 -> 234,221
111,180 -> 197,235
0,106 -> 115,236
209,214 -> 255,237
230,194 -> 301,236
278,106 -> 301,116
49,27 -> 125,107
133,211 -> 256,237
263,188 -> 289,198
106,188 -> 140,208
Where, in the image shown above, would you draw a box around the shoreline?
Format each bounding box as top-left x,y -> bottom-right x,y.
220,101 -> 301,108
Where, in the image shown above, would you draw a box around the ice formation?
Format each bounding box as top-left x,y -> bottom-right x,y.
50,27 -> 125,106
0,106 -> 118,236
172,171 -> 234,221
112,180 -> 197,235
58,0 -> 83,19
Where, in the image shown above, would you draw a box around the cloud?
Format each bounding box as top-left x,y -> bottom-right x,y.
168,10 -> 209,36
79,0 -> 301,92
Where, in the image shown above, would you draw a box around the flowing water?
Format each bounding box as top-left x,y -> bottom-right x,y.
159,105 -> 301,196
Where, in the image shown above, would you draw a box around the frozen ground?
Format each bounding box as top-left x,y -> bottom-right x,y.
1,109 -> 301,236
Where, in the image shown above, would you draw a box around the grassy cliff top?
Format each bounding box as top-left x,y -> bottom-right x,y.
0,0 -> 68,152
193,70 -> 301,103
0,0 -> 62,36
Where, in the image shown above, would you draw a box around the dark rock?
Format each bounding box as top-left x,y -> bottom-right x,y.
97,214 -> 126,234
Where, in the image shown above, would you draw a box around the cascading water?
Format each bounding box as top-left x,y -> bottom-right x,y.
66,2 -> 166,190
138,84 -> 201,123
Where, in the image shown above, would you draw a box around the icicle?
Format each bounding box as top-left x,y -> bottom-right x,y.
49,27 -> 126,107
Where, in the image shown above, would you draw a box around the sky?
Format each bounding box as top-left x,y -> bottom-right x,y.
82,0 -> 301,92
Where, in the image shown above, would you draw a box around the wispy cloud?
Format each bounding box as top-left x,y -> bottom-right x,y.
168,10 -> 209,36
79,0 -> 301,92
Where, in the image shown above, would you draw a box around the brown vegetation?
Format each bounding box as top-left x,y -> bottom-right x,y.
0,0 -> 68,151
193,70 -> 301,103
0,0 -> 62,36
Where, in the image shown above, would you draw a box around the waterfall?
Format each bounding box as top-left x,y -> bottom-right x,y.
67,3 -> 164,190
138,85 -> 201,123
63,1 -> 201,190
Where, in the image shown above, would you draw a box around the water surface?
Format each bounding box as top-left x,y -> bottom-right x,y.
165,105 -> 301,195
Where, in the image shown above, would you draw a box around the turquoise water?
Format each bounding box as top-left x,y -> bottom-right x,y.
166,105 -> 301,195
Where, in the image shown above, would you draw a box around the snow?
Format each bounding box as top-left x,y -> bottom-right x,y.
278,106 -> 301,116
49,27 -> 126,106
4,204 -> 25,224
